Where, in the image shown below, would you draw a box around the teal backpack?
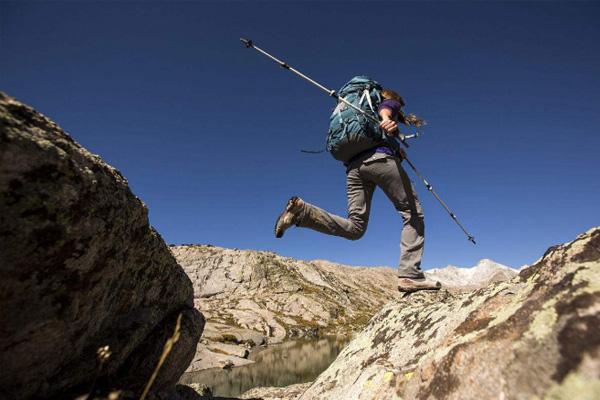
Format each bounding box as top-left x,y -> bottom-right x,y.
326,76 -> 390,162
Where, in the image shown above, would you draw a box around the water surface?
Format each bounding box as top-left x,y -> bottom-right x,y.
180,337 -> 348,397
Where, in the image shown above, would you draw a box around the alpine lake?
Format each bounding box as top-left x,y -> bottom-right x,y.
180,337 -> 350,397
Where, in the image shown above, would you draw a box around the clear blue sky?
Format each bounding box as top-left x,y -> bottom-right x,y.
2,1 -> 599,270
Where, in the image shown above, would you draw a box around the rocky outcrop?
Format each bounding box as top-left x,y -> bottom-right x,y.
171,245 -> 399,370
425,259 -> 518,291
240,383 -> 311,400
0,92 -> 204,399
293,228 -> 600,399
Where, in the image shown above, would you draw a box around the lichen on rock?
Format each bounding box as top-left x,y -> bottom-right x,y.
295,228 -> 600,400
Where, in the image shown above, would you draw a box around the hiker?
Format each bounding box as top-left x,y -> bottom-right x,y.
274,80 -> 441,293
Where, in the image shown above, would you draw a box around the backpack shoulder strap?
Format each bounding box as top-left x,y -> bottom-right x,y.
364,89 -> 376,114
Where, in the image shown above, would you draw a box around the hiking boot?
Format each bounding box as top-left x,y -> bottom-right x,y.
274,196 -> 305,238
398,277 -> 442,293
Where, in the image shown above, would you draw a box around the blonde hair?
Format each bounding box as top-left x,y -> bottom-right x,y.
381,88 -> 426,128
381,89 -> 405,107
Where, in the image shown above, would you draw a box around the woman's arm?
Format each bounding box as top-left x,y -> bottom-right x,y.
379,108 -> 398,136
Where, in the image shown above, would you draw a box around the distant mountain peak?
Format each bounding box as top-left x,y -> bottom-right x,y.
474,258 -> 513,269
426,259 -> 517,290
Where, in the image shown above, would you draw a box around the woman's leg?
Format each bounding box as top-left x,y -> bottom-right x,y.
365,156 -> 425,278
295,167 -> 376,240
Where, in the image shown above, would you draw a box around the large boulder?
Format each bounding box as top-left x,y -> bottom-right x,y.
297,228 -> 600,399
0,92 -> 204,399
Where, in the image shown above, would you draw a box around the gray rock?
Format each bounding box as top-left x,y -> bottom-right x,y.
201,322 -> 266,347
0,92 -> 204,399
187,344 -> 254,372
296,228 -> 600,399
240,382 -> 312,400
206,342 -> 250,359
116,308 -> 204,393
183,383 -> 212,397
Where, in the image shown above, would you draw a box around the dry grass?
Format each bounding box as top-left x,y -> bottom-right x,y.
139,313 -> 182,400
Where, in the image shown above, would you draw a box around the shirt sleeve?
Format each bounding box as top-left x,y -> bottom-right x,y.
377,99 -> 402,117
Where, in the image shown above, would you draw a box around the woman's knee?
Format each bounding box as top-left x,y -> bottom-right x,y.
346,222 -> 367,240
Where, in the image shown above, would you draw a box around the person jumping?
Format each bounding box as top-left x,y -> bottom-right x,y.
274,77 -> 441,293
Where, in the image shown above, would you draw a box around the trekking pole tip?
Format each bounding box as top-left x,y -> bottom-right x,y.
240,37 -> 253,48
468,236 -> 476,245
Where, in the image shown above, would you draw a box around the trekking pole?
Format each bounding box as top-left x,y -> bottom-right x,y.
240,38 -> 411,146
240,38 -> 476,244
401,157 -> 476,244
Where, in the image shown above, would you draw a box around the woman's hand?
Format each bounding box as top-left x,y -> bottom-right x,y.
379,108 -> 398,136
380,119 -> 398,136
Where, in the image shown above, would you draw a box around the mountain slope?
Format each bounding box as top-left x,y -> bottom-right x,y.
172,245 -> 398,341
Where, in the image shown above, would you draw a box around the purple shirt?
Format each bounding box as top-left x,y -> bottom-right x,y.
378,99 -> 403,121
373,99 -> 402,154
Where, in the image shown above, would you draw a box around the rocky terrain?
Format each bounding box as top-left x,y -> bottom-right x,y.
172,244 -> 519,373
245,227 -> 599,400
5,92 -> 594,400
240,383 -> 311,400
0,92 -> 204,400
172,243 -> 519,372
171,245 -> 399,371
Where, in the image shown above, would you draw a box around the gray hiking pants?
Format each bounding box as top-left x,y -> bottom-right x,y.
297,152 -> 425,279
